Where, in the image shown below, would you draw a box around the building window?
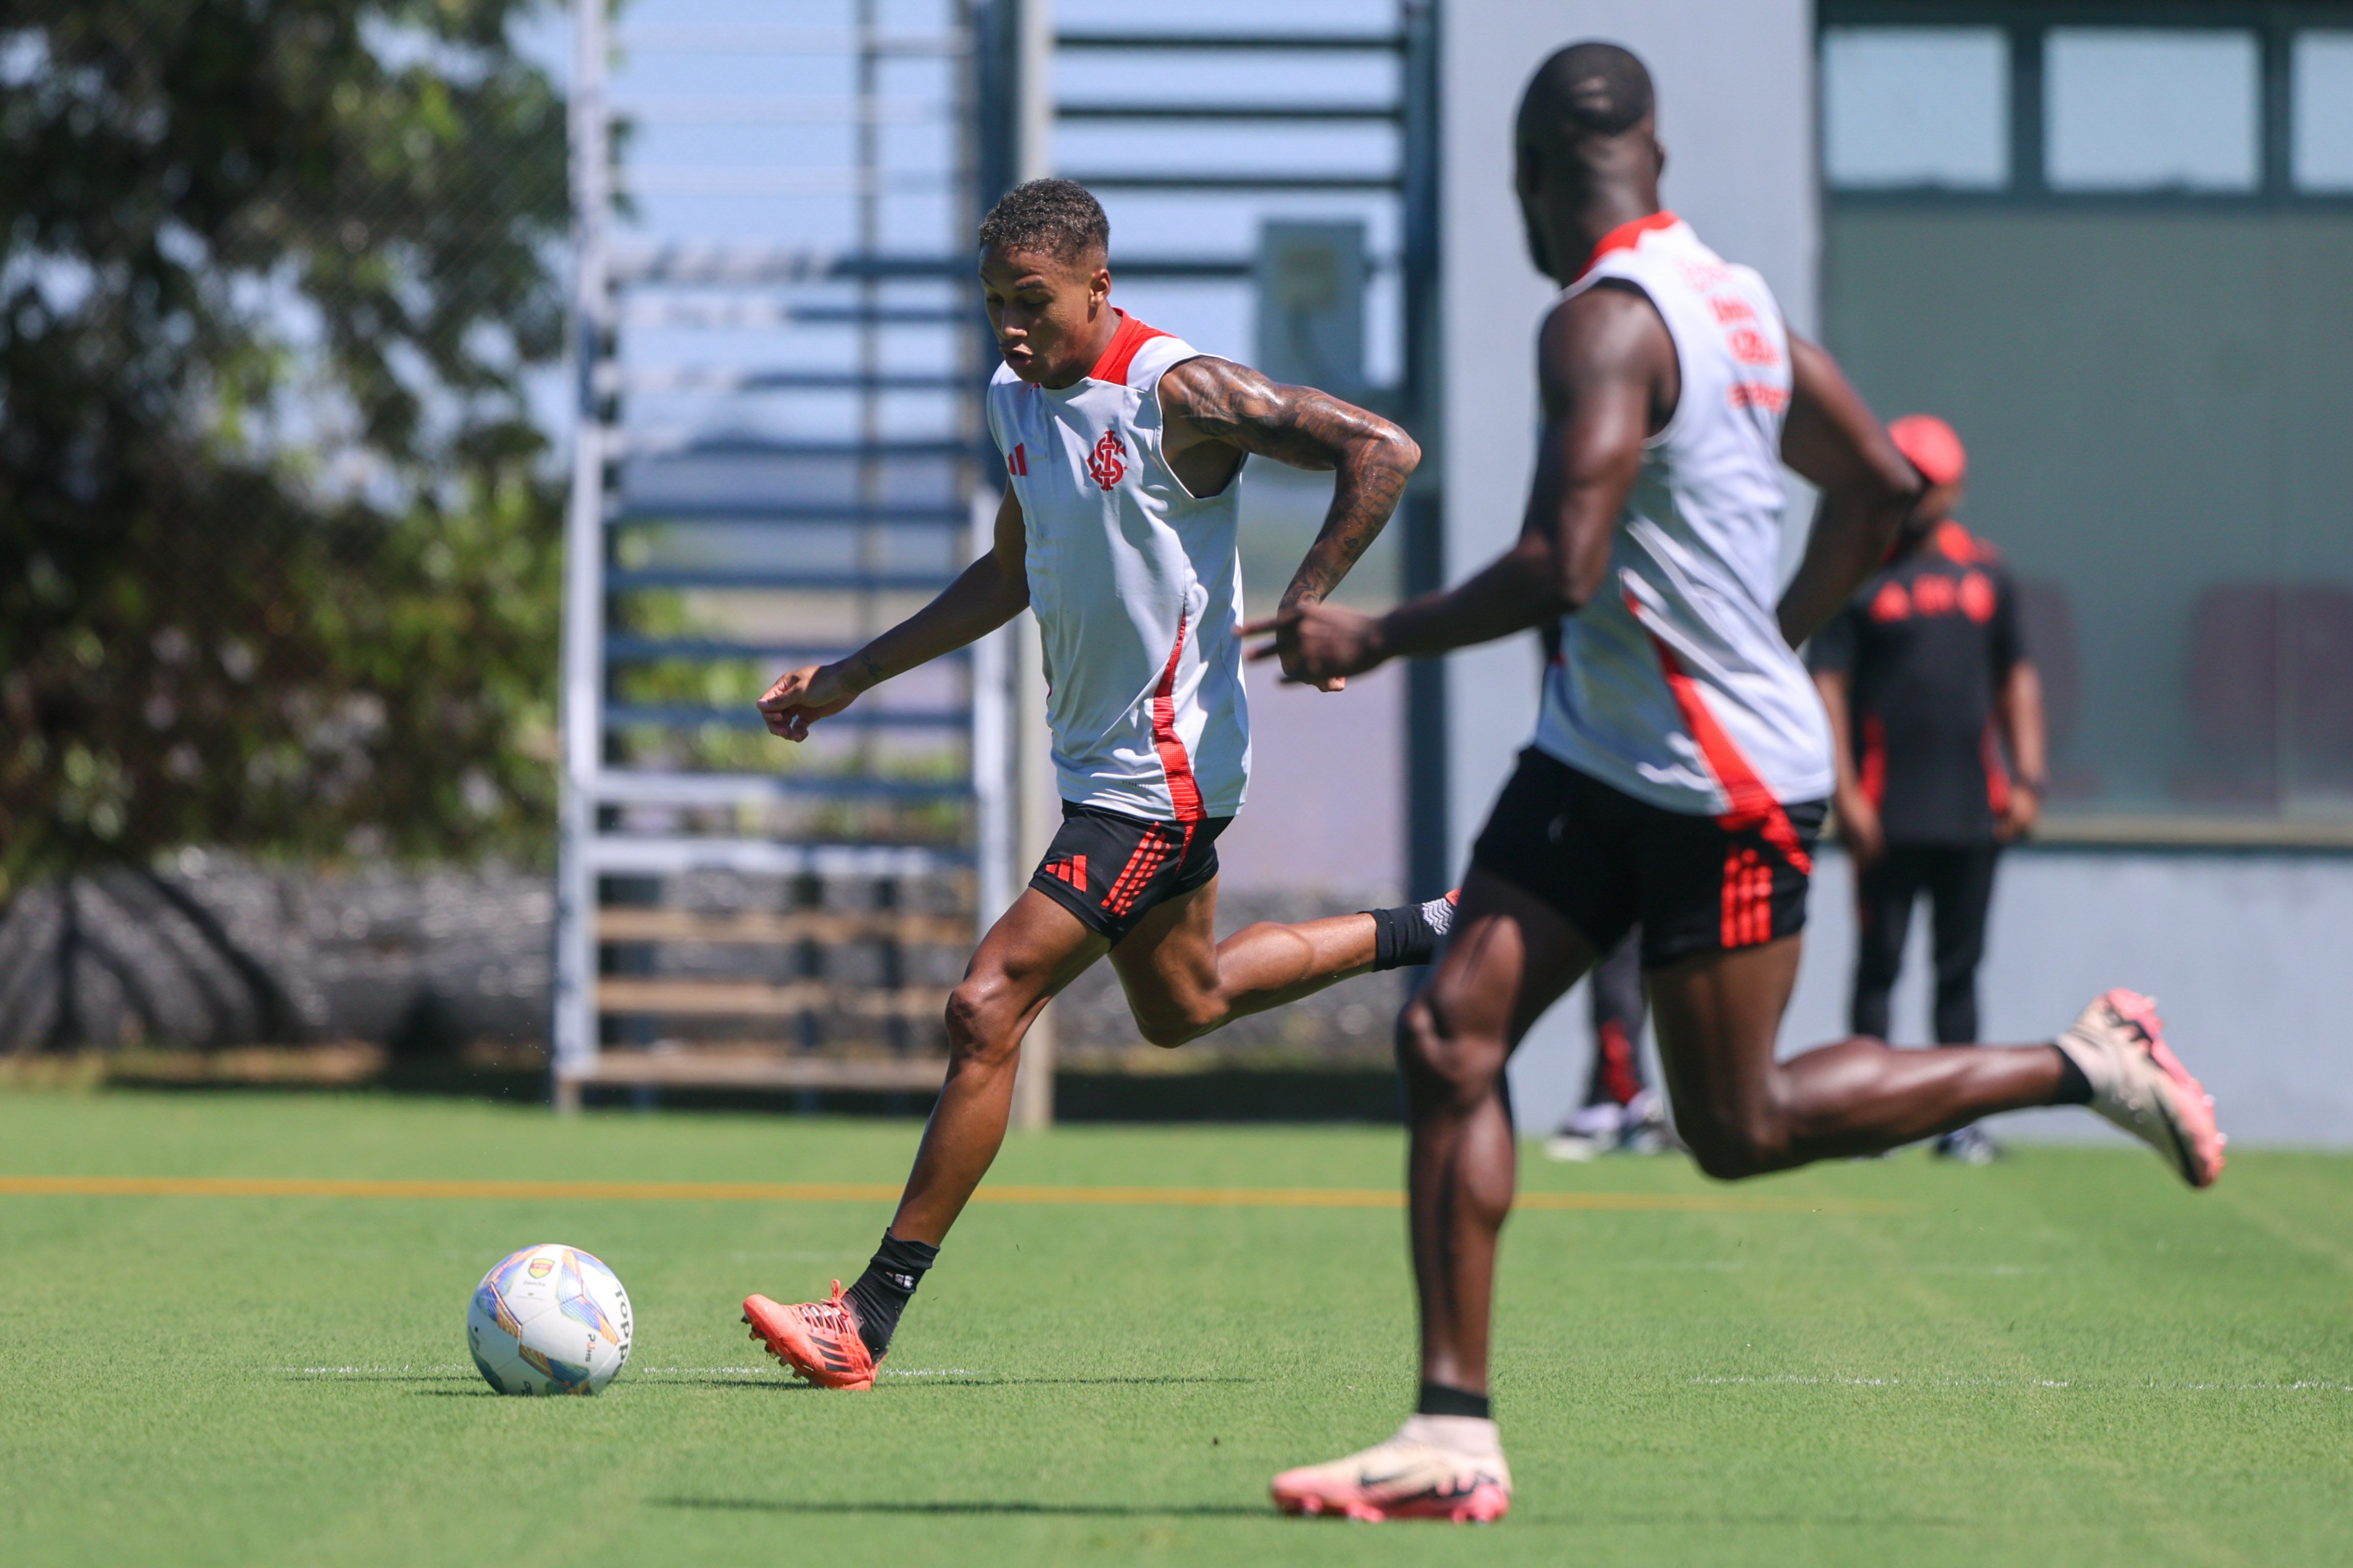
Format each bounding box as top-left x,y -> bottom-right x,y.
2294,32 -> 2353,192
1821,9 -> 2353,838
1822,27 -> 2007,191
2044,29 -> 2260,193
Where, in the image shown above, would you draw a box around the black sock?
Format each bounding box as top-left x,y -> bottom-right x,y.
1415,1380 -> 1491,1421
1367,903 -> 1439,971
842,1230 -> 938,1359
2050,1044 -> 2094,1105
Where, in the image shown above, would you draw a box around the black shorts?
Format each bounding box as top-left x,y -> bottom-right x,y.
1470,749 -> 1826,970
1029,802 -> 1232,942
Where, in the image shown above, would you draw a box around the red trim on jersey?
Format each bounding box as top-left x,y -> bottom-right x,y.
1089,310 -> 1172,386
1576,211 -> 1681,281
1932,519 -> 1981,563
1007,442 -> 1027,477
1150,611 -> 1206,824
1634,597 -> 1812,875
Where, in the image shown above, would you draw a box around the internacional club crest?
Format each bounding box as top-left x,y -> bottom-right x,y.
1086,427 -> 1126,490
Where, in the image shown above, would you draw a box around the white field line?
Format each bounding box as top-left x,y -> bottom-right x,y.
878,1367 -> 982,1378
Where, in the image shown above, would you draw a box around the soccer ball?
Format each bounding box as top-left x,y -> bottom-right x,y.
467,1243 -> 633,1395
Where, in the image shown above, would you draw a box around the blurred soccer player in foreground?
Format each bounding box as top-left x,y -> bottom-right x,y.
1251,43 -> 2224,1523
740,179 -> 1452,1390
1810,414 -> 2047,1164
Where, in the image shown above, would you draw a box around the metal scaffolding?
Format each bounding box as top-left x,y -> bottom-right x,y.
554,2 -> 1441,1115
553,2 -> 1018,1111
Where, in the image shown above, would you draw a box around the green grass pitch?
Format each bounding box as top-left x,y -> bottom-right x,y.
3,1091 -> 2349,1566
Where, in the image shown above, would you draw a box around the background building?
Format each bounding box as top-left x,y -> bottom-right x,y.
1437,2 -> 2353,1140
7,0 -> 2350,1142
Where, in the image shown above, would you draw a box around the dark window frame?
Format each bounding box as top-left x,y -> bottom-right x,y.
1820,1 -> 2353,208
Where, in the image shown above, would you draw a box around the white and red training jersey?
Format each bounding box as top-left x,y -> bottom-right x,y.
987,312 -> 1249,823
1531,213 -> 1833,820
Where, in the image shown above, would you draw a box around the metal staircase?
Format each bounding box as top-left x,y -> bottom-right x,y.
550,2 -> 1442,1112
1041,5 -> 1447,894
551,2 -> 1014,1109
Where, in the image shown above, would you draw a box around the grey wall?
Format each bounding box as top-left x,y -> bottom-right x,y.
1825,208 -> 2353,815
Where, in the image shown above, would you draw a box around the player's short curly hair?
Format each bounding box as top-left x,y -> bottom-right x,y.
976,178 -> 1110,264
1517,41 -> 1655,158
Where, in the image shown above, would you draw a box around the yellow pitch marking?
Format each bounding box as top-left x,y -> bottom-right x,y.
0,1174 -> 1900,1215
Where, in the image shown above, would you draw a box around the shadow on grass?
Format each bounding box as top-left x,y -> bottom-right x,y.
660,1497 -> 1266,1520
318,1371 -> 1253,1396
407,1380 -> 826,1397
661,1497 -> 1976,1529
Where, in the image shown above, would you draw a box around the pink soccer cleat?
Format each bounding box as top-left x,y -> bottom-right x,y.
1271,1415 -> 1512,1523
2055,989 -> 2225,1188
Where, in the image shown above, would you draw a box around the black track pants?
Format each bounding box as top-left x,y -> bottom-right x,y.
1848,843 -> 2000,1044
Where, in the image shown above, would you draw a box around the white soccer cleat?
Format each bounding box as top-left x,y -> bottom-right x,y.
1271,1415 -> 1512,1523
2054,989 -> 2225,1189
1545,1100 -> 1624,1162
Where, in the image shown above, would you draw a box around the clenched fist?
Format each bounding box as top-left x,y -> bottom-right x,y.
1241,599 -> 1388,690
756,663 -> 861,741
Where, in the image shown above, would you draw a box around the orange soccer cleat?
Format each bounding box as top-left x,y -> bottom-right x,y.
742,1282 -> 877,1390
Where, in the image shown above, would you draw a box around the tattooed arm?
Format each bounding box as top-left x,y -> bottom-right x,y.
757,487 -> 1029,741
1242,283 -> 1666,688
1157,357 -> 1420,690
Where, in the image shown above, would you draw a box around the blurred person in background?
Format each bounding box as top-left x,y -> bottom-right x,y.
1808,415 -> 2046,1164
1542,932 -> 1671,1159
1532,607 -> 1669,1164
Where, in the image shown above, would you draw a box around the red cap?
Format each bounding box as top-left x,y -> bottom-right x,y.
1888,414 -> 1966,487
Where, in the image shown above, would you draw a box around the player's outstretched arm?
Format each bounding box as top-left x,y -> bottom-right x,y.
1243,284 -> 1664,685
1775,334 -> 1923,648
756,488 -> 1030,741
1158,356 -> 1418,689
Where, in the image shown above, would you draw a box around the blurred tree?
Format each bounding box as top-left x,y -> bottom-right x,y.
0,0 -> 571,928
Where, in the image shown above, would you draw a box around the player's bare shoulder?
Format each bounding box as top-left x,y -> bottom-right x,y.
1536,281 -> 1678,426
1160,356 -> 1414,466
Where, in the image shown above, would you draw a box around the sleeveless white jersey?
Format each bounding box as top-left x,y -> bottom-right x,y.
986,312 -> 1249,822
1531,213 -> 1833,818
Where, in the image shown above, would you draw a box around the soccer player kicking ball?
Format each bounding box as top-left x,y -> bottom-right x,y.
741,179 -> 1451,1389
1252,44 -> 2225,1523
